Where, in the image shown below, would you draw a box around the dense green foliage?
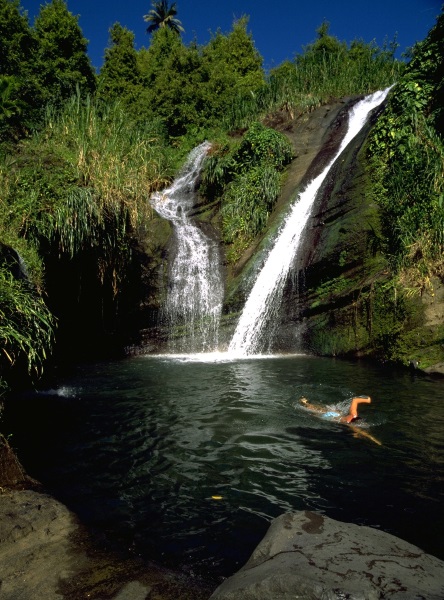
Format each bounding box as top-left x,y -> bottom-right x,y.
221,165 -> 281,261
0,0 -> 96,139
0,0 -> 33,75
97,17 -> 264,141
134,18 -> 265,141
32,0 -> 96,103
97,23 -> 142,106
0,0 -> 39,137
367,10 -> 444,294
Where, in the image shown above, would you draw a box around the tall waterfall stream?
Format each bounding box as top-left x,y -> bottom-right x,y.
229,88 -> 391,355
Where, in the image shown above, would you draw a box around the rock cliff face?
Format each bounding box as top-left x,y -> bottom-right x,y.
86,94 -> 444,370
215,96 -> 444,370
279,99 -> 444,370
275,97 -> 391,356
218,95 -> 394,355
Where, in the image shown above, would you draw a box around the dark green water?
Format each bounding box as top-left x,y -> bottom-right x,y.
6,354 -> 444,584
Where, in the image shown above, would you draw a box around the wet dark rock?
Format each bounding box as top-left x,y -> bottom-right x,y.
0,433 -> 39,489
0,242 -> 28,281
210,511 -> 444,600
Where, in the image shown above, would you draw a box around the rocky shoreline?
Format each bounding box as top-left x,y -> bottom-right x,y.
0,485 -> 214,600
210,511 -> 444,600
0,434 -> 212,600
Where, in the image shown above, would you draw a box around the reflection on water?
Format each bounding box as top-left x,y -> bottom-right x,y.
5,355 -> 444,583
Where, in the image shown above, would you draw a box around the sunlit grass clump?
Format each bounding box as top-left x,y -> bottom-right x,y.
0,93 -> 174,259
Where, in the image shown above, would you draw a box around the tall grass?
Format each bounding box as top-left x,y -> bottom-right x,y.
224,40 -> 404,130
202,122 -> 293,263
0,92 -> 174,385
366,5 -> 444,297
41,94 -> 172,234
222,165 -> 281,262
0,92 -> 175,262
370,113 -> 444,292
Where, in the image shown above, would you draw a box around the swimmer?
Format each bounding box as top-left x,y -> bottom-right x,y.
299,395 -> 372,424
299,394 -> 382,445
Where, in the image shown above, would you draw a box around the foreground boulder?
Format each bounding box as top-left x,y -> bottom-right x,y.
210,511 -> 444,600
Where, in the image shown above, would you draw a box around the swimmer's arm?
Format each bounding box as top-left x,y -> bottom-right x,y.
299,397 -> 325,413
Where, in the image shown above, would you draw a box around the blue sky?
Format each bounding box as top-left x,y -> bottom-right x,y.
19,0 -> 442,72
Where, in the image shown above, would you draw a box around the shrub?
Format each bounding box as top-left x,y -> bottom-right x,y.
233,121 -> 293,170
0,268 -> 55,379
366,11 -> 444,289
221,164 -> 281,261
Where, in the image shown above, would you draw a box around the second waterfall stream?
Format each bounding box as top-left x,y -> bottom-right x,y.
151,142 -> 223,353
228,88 -> 391,356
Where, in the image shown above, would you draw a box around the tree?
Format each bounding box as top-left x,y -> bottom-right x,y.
98,23 -> 141,104
0,0 -> 41,137
143,0 -> 184,35
299,22 -> 344,62
136,16 -> 265,139
33,0 -> 96,103
200,17 -> 265,120
138,27 -> 202,138
0,0 -> 35,76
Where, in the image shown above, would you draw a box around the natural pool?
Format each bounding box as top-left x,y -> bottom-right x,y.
6,354 -> 444,586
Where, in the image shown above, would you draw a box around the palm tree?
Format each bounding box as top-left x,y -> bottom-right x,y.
143,1 -> 184,34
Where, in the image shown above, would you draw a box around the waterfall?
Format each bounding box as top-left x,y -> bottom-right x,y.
228,88 -> 391,356
151,142 -> 223,352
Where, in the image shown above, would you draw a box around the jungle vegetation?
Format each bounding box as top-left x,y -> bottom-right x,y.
367,10 -> 444,296
0,0 -> 443,392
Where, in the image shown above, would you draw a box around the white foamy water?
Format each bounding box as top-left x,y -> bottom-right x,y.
143,351 -> 308,364
151,142 -> 224,352
228,89 -> 391,356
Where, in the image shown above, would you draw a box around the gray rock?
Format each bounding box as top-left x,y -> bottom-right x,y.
210,511 -> 444,600
0,489 -> 84,600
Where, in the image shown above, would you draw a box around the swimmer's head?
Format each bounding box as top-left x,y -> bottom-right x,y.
300,397 -> 308,404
